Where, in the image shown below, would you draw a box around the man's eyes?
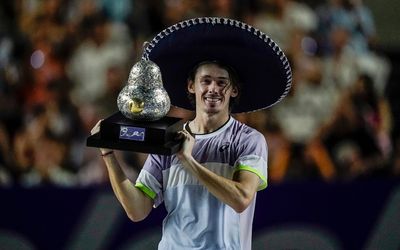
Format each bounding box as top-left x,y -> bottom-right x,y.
200,79 -> 229,86
201,79 -> 212,84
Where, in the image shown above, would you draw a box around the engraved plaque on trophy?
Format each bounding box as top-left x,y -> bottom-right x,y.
86,59 -> 184,155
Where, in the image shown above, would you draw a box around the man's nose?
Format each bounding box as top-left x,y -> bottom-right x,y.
208,81 -> 219,93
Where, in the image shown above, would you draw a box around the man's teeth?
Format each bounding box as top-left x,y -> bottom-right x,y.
205,97 -> 220,102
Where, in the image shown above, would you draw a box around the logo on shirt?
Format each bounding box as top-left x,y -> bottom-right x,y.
219,142 -> 230,152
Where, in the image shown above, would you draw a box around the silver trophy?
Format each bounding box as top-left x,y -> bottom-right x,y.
87,59 -> 184,155
117,59 -> 170,121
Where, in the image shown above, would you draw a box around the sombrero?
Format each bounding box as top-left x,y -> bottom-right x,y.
142,17 -> 292,114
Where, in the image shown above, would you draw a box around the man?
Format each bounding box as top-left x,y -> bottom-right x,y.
92,17 -> 292,250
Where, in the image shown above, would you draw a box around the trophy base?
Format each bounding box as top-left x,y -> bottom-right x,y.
87,112 -> 185,155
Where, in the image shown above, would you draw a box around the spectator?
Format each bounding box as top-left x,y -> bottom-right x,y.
268,59 -> 340,181
320,24 -> 359,91
252,0 -> 317,51
67,11 -> 132,106
95,65 -> 126,117
316,0 -> 376,55
17,0 -> 73,109
308,74 -> 392,179
163,0 -> 206,26
19,129 -> 77,187
316,0 -> 391,96
13,105 -> 77,186
208,0 -> 237,18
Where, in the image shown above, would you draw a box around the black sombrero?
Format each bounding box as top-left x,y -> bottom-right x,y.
143,17 -> 292,114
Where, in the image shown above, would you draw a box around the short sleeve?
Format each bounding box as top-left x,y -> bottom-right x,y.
135,154 -> 168,207
233,129 -> 268,191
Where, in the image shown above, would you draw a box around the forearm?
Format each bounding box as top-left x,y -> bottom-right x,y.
180,155 -> 256,213
102,153 -> 152,221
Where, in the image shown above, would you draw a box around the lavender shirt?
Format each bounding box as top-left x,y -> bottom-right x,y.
135,116 -> 268,250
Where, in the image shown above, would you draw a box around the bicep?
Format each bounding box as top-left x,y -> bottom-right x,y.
233,170 -> 260,198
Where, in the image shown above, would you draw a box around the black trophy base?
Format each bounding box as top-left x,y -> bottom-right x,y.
87,112 -> 185,155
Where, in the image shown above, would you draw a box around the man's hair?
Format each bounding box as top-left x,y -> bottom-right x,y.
186,60 -> 241,111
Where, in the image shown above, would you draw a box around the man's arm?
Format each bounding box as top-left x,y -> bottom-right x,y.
92,121 -> 153,222
177,130 -> 260,213
180,155 -> 259,213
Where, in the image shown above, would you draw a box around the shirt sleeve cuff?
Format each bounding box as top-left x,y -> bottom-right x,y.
134,182 -> 157,199
234,164 -> 268,191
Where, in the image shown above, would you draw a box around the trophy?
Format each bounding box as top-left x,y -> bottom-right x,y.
86,59 -> 184,155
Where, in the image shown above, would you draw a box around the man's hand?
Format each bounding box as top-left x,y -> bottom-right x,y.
90,119 -> 103,135
176,128 -> 195,161
90,119 -> 110,155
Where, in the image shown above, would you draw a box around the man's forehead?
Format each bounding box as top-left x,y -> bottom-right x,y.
195,64 -> 230,78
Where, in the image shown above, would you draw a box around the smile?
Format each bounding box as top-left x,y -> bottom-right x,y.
204,97 -> 222,104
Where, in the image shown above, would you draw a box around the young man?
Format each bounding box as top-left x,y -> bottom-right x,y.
92,17 -> 292,250
92,61 -> 267,249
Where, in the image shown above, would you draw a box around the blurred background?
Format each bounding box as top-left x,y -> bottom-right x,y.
0,0 -> 399,249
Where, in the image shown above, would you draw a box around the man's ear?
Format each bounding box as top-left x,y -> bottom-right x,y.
187,80 -> 195,94
231,86 -> 239,98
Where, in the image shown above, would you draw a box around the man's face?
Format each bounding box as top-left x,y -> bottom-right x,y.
188,64 -> 238,115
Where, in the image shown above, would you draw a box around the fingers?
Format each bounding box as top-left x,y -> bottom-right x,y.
90,119 -> 103,135
182,129 -> 194,139
175,129 -> 193,141
176,130 -> 188,139
184,123 -> 195,138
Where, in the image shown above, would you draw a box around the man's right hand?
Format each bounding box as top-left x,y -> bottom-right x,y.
90,119 -> 103,136
90,119 -> 110,155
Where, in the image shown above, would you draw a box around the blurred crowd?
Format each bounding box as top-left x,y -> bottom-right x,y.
0,0 -> 399,187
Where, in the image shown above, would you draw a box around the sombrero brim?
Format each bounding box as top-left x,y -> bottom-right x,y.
143,17 -> 292,114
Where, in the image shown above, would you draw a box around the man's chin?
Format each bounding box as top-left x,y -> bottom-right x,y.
206,110 -> 219,115
203,106 -> 226,115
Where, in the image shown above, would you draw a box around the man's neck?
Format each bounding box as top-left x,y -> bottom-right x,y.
190,112 -> 230,134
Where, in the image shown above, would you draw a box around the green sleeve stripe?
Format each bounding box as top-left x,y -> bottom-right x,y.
134,182 -> 156,199
234,164 -> 268,191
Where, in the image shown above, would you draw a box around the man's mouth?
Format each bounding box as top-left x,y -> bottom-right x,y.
204,96 -> 222,104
